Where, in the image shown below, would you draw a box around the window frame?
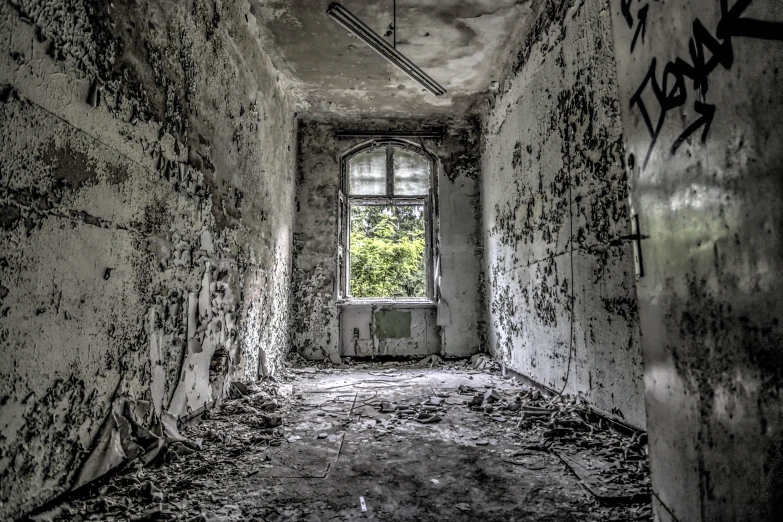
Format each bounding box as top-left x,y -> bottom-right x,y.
338,139 -> 437,303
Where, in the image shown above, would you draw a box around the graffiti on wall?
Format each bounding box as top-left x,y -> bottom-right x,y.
623,0 -> 783,169
621,0 -> 651,54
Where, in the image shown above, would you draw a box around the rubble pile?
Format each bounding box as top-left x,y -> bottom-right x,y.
364,355 -> 651,508
457,381 -> 651,505
283,351 -> 323,372
27,381 -> 287,522
285,350 -> 502,374
375,392 -> 452,425
26,355 -> 651,521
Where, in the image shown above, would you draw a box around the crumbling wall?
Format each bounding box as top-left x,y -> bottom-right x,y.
480,0 -> 645,427
0,0 -> 297,518
291,118 -> 484,360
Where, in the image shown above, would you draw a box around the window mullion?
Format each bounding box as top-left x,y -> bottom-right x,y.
345,197 -> 351,297
386,145 -> 394,196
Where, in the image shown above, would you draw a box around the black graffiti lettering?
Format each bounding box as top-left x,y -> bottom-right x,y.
717,0 -> 750,39
621,0 -> 634,28
687,19 -> 734,94
660,61 -> 687,110
629,0 -> 783,168
720,0 -> 751,20
630,58 -> 689,169
629,61 -> 659,143
671,57 -> 698,89
631,4 -> 649,53
670,101 -> 716,154
717,0 -> 783,41
724,19 -> 783,40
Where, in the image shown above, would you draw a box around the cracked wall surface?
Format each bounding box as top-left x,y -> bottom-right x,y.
291,118 -> 485,361
609,0 -> 783,520
480,0 -> 645,428
0,0 -> 297,518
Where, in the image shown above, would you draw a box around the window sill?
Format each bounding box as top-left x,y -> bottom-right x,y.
337,298 -> 437,309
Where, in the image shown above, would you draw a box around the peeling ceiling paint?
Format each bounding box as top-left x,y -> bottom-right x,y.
249,0 -> 541,116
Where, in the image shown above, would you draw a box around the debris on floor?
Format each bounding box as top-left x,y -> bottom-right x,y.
28,356 -> 651,521
27,379 -> 285,522
285,354 -> 652,515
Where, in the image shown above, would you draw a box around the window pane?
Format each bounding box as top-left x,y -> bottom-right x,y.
393,149 -> 430,195
349,205 -> 426,298
349,148 -> 387,195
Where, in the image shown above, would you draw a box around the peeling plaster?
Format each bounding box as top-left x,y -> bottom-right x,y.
480,0 -> 644,428
0,0 -> 297,518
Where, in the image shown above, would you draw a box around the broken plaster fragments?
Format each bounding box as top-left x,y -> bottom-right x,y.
73,397 -> 202,492
33,358 -> 651,521
34,380 -> 284,521
362,355 -> 652,507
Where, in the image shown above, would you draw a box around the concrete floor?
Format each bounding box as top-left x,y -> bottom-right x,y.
30,365 -> 652,521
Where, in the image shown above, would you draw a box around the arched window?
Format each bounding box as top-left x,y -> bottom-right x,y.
339,140 -> 436,300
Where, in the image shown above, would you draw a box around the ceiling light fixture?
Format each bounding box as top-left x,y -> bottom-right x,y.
326,2 -> 446,96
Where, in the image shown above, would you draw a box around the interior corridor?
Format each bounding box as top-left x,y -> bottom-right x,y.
2,0 -> 782,521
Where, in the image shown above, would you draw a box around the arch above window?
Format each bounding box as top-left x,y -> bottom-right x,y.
345,141 -> 432,197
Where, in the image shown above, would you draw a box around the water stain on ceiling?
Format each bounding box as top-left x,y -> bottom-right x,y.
249,0 -> 542,116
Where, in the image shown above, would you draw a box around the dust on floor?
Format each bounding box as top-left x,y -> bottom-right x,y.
26,360 -> 652,521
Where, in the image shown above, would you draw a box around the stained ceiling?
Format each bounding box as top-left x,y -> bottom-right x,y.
248,0 -> 541,117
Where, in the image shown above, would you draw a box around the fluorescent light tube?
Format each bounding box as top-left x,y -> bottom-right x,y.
326,2 -> 446,96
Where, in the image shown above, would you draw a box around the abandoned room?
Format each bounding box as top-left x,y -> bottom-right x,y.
1,0 -> 782,520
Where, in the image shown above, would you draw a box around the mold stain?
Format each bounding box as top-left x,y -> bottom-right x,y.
481,0 -> 644,426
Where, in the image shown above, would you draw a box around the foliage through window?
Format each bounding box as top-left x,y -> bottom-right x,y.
350,205 -> 426,298
342,142 -> 433,300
